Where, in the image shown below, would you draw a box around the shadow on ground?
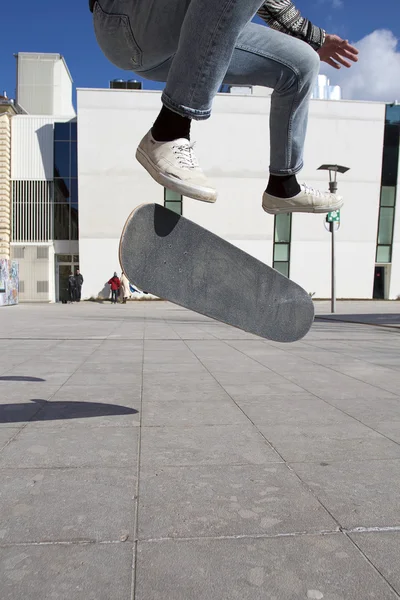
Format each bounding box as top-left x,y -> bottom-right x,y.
0,399 -> 138,423
0,376 -> 46,382
316,313 -> 400,326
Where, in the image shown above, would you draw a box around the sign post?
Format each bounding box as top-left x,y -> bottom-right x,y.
318,165 -> 350,314
326,210 -> 340,313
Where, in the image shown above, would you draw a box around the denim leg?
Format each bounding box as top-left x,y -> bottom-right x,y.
224,23 -> 320,175
92,2 -> 319,174
139,23 -> 320,175
162,0 -> 266,119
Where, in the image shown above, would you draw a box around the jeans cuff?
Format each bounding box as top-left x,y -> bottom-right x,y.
269,161 -> 303,176
162,92 -> 211,121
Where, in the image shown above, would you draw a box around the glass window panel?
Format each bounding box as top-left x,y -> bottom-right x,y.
378,207 -> 394,245
274,213 -> 291,243
380,186 -> 396,207
54,178 -> 70,202
73,255 -> 79,263
386,104 -> 400,125
274,244 -> 289,262
54,122 -> 70,141
382,146 -> 400,186
70,179 -> 78,205
54,203 -> 70,240
70,122 -> 77,141
56,254 -> 72,262
70,143 -> 77,178
165,201 -> 182,215
376,245 -> 391,263
165,188 -> 182,202
71,205 -> 79,240
273,262 -> 289,277
54,142 -> 70,178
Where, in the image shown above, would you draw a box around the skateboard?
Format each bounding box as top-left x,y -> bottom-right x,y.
119,203 -> 314,342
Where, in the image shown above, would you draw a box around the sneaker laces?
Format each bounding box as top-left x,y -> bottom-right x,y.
300,183 -> 329,198
172,142 -> 199,169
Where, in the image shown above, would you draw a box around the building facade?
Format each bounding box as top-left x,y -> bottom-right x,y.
5,52 -> 400,301
77,87 -> 400,300
9,53 -> 78,302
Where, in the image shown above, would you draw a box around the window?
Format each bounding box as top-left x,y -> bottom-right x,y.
375,105 -> 400,265
273,213 -> 292,277
53,121 -> 78,241
57,254 -> 72,262
164,188 -> 182,215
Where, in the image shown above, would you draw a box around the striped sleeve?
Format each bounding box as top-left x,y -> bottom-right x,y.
257,0 -> 325,50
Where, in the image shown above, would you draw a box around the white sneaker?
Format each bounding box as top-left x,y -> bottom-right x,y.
262,183 -> 343,215
136,131 -> 217,203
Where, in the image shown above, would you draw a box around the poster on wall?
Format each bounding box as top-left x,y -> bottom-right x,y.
0,259 -> 18,306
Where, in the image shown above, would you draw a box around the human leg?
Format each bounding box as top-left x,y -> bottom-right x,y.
92,2 -> 342,212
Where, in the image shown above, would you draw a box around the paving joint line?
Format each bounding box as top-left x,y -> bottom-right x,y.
169,327 -> 343,534
223,339 -> 400,451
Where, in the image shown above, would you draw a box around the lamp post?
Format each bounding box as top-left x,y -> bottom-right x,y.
317,164 -> 350,313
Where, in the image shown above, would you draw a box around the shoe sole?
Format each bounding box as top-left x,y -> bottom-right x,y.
136,146 -> 217,203
262,195 -> 344,215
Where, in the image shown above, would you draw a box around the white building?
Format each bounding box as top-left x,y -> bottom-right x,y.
5,53 -> 400,302
78,87 -> 400,300
9,53 -> 78,302
312,74 -> 342,101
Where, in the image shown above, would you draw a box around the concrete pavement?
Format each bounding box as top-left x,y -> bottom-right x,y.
1,301 -> 400,599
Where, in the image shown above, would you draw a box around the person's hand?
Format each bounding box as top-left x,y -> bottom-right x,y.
318,34 -> 359,69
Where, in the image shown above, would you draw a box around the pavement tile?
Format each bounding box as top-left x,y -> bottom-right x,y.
366,421 -> 400,443
236,396 -> 349,425
65,372 -> 142,385
139,464 -> 336,539
0,543 -> 134,600
136,535 -> 398,600
0,429 -> 20,448
140,424 -> 281,467
291,459 -> 400,528
350,532 -> 400,594
51,385 -> 140,404
0,467 -> 135,543
0,425 -> 138,468
258,421 -> 400,462
142,399 -> 246,426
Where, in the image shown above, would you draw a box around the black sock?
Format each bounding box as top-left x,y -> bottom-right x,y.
151,105 -> 191,142
266,174 -> 301,199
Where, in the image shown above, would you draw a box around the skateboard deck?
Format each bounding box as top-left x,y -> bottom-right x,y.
119,203 -> 314,342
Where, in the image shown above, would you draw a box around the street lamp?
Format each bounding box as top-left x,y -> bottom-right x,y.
317,164 -> 350,313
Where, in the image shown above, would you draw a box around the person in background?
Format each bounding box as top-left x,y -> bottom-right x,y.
107,272 -> 121,304
120,272 -> 130,304
75,269 -> 84,302
68,273 -> 76,303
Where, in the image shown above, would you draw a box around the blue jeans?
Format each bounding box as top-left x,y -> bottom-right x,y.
93,0 -> 320,175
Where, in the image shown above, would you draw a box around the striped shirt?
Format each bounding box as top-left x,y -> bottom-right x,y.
89,0 -> 325,50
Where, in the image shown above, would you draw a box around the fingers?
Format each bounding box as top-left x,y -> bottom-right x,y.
325,57 -> 341,69
338,40 -> 359,61
333,52 -> 352,68
341,40 -> 359,55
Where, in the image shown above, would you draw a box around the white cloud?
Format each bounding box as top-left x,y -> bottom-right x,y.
317,0 -> 343,9
321,29 -> 400,102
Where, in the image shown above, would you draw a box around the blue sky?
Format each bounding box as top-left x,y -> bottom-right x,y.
1,0 -> 399,103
